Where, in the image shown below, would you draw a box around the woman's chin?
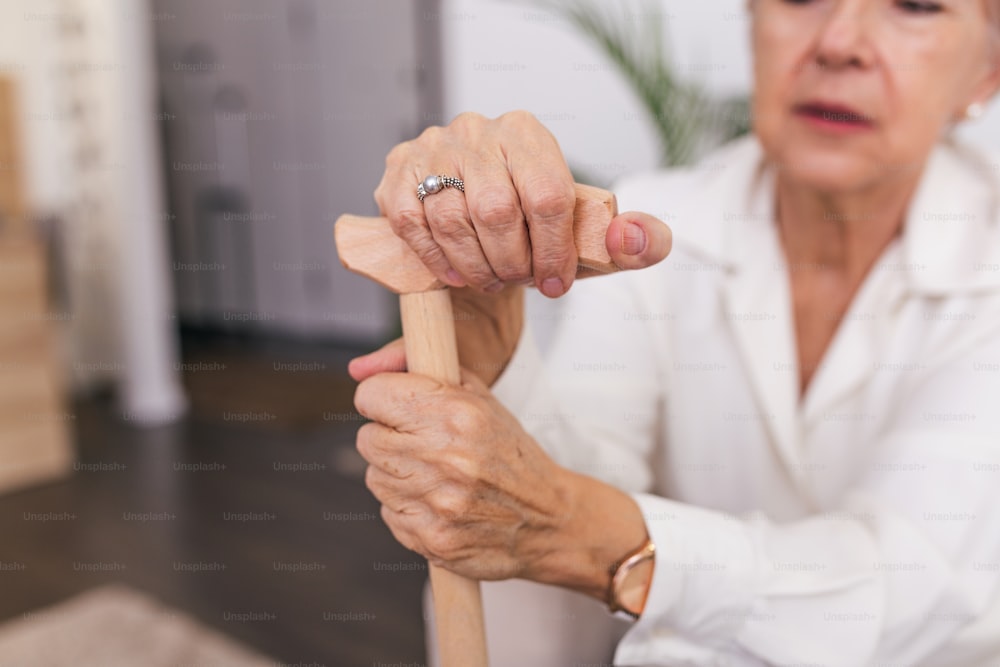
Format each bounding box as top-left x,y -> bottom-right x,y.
768,148 -> 891,196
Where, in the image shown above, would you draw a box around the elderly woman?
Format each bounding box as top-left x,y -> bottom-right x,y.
349,0 -> 1000,664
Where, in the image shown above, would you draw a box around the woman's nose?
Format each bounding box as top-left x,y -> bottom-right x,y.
814,0 -> 878,71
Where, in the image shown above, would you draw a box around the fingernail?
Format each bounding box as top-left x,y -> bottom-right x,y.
446,269 -> 466,287
541,277 -> 564,298
485,281 -> 505,294
623,223 -> 647,256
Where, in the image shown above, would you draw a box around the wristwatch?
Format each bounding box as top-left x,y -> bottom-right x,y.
607,536 -> 656,619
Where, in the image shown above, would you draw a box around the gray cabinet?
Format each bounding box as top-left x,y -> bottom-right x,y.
152,0 -> 442,341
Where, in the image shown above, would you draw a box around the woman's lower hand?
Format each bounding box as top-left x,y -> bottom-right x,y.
353,364 -> 651,600
353,365 -> 570,581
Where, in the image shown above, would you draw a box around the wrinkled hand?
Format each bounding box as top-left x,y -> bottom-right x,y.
376,110 -> 673,298
353,366 -> 571,581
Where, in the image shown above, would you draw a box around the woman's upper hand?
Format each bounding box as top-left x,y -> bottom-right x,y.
375,110 -> 673,298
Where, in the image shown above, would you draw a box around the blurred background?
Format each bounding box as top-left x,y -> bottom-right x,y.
0,1 -> 997,665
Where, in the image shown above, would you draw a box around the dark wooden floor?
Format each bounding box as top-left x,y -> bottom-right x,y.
0,332 -> 427,666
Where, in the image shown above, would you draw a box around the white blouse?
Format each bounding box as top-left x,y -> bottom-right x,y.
490,136 -> 1000,666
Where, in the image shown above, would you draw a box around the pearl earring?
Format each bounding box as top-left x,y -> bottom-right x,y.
966,102 -> 986,120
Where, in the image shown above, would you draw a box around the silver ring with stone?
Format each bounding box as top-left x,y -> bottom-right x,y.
417,174 -> 465,202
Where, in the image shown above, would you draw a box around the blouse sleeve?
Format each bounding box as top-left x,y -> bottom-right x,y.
615,328 -> 1000,666
490,267 -> 668,493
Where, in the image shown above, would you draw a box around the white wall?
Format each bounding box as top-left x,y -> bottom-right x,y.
0,0 -> 73,214
441,0 -> 1000,186
440,0 -> 752,186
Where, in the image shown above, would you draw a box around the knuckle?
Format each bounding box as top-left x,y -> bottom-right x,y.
381,507 -> 414,550
448,451 -> 485,485
464,270 -> 499,292
364,465 -> 379,495
470,195 -> 531,282
533,244 -> 573,271
425,214 -> 498,286
353,382 -> 371,418
451,111 -> 485,129
488,252 -> 531,282
430,209 -> 473,244
384,141 -> 413,167
379,505 -> 396,526
416,124 -> 444,145
523,183 -> 575,223
499,109 -> 538,127
391,213 -> 448,269
390,208 -> 425,235
472,194 -> 522,231
424,522 -> 461,559
412,242 -> 448,271
388,209 -> 425,245
355,423 -> 374,460
449,112 -> 491,146
446,398 -> 494,442
430,486 -> 469,522
445,401 -> 486,436
379,504 -> 400,531
496,264 -> 531,283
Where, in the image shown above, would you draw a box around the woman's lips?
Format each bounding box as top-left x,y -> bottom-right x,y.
793,102 -> 876,134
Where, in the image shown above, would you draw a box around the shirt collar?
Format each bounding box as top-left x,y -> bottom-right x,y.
674,135 -> 1000,295
900,141 -> 1000,295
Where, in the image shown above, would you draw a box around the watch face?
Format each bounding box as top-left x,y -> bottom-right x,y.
618,557 -> 655,617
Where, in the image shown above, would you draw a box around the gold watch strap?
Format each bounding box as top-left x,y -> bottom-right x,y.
607,536 -> 656,618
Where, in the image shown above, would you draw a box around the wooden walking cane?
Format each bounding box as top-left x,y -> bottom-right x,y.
334,183 -> 620,667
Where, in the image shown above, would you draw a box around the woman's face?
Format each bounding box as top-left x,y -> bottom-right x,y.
751,0 -> 1000,194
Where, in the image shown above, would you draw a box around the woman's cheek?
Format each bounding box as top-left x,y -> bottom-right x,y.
750,75 -> 786,152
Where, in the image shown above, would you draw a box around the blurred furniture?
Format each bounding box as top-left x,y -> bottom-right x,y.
152,0 -> 443,342
0,77 -> 73,494
0,78 -> 25,235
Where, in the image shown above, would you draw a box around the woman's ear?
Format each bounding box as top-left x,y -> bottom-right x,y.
965,34 -> 1000,114
992,48 -> 1000,100
988,28 -> 1000,99
980,54 -> 1000,107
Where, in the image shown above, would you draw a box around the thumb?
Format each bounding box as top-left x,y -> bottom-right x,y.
605,211 -> 673,271
348,337 -> 406,382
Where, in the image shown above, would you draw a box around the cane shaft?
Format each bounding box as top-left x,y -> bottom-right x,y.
400,290 -> 488,667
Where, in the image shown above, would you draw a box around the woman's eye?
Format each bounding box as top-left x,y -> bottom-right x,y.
896,0 -> 943,14
781,0 -> 943,11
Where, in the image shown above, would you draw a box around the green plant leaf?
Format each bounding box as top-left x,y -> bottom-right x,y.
508,0 -> 749,167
